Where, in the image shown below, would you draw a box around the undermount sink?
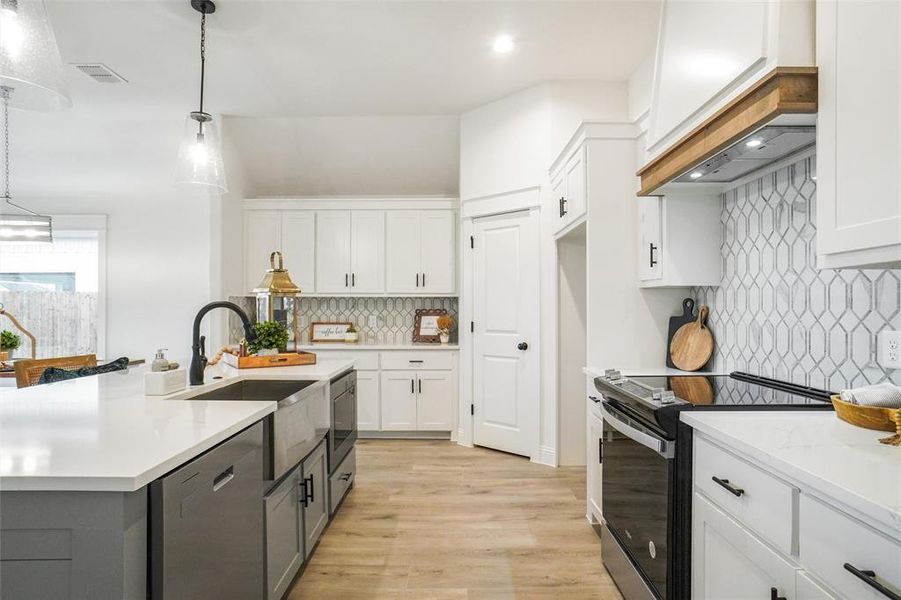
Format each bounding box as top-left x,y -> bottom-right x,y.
188,379 -> 318,402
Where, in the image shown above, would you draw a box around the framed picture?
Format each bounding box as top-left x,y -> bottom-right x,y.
413,309 -> 447,344
310,322 -> 353,343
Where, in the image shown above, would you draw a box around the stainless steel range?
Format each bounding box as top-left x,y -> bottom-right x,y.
592,370 -> 834,600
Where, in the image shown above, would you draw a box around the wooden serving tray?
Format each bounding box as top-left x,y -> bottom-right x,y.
831,395 -> 901,446
222,351 -> 317,369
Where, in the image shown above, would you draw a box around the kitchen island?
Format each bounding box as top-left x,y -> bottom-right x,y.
0,358 -> 355,600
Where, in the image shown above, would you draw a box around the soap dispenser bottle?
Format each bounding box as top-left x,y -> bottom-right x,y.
151,349 -> 169,372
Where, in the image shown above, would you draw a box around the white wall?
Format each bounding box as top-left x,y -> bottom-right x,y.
227,115 -> 460,198
557,224 -> 587,466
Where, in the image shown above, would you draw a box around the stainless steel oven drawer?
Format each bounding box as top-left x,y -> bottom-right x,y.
329,447 -> 356,515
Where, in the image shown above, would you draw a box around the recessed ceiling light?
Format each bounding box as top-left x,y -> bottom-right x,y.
746,139 -> 763,148
492,34 -> 515,54
689,171 -> 703,179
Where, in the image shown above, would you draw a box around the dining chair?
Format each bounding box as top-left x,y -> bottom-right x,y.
14,354 -> 98,389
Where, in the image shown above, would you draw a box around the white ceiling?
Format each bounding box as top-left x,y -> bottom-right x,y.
48,0 -> 662,117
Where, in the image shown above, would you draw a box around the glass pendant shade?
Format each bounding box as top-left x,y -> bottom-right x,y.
174,111 -> 227,193
0,0 -> 71,111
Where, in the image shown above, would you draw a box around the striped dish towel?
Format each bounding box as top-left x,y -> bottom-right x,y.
839,382 -> 901,408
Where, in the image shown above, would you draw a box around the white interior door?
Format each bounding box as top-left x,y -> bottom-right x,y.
280,212 -> 316,293
385,211 -> 421,293
420,210 -> 456,293
315,211 -> 352,293
472,209 -> 540,457
350,211 -> 385,293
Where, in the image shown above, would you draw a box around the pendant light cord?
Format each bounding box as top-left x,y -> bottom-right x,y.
1,86 -> 10,202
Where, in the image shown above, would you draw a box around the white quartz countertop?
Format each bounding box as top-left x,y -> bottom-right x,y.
295,343 -> 459,351
681,411 -> 901,536
583,366 -> 727,378
0,358 -> 355,493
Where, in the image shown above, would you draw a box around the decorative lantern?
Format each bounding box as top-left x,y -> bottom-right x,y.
252,251 -> 301,347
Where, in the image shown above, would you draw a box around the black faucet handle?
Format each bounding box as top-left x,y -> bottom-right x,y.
199,335 -> 207,359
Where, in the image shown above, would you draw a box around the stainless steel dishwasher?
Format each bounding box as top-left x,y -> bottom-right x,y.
150,422 -> 265,600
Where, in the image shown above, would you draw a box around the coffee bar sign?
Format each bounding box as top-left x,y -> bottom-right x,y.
310,322 -> 352,342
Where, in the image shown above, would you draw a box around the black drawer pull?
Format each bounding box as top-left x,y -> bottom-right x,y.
340,472 -> 352,482
712,476 -> 744,497
589,396 -> 601,403
408,360 -> 424,363
844,563 -> 901,600
770,588 -> 786,600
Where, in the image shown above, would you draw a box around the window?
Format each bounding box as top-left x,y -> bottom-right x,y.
0,218 -> 105,359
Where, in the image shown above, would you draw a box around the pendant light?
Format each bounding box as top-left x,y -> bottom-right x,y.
0,0 -> 71,111
0,85 -> 52,243
174,0 -> 227,193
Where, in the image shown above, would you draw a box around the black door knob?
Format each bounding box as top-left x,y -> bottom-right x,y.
517,342 -> 528,351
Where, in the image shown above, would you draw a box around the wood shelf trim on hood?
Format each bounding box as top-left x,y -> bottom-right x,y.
637,67 -> 818,197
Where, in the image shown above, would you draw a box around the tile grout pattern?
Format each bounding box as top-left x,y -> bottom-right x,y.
691,155 -> 901,391
229,296 -> 458,346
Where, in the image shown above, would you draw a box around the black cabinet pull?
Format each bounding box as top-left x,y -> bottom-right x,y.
770,588 -> 786,600
411,379 -> 415,394
408,360 -> 424,363
352,273 -> 355,287
598,438 -> 603,464
422,272 -> 426,287
844,563 -> 901,600
712,476 -> 744,497
589,395 -> 601,403
340,472 -> 352,482
307,474 -> 314,503
649,243 -> 658,267
299,475 -> 314,507
416,273 -> 420,287
345,273 -> 349,287
418,378 -> 422,394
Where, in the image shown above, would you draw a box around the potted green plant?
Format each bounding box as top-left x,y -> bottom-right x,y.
0,330 -> 22,359
248,321 -> 289,356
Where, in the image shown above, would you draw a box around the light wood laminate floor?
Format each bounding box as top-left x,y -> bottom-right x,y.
289,440 -> 623,600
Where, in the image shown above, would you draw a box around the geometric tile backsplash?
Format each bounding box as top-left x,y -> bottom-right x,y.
691,155 -> 901,391
229,296 -> 458,346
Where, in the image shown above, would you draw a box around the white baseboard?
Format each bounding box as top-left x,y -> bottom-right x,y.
358,431 -> 451,440
534,445 -> 556,467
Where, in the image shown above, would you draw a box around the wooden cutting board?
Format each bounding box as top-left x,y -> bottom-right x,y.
669,376 -> 714,405
665,298 -> 698,369
669,305 -> 713,371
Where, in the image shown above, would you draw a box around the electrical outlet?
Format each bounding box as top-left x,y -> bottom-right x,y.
368,315 -> 378,328
878,330 -> 901,369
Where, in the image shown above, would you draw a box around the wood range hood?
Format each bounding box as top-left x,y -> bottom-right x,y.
637,67 -> 818,197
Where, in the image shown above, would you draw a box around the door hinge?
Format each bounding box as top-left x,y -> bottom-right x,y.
470,321 -> 474,333
470,235 -> 474,249
470,404 -> 474,416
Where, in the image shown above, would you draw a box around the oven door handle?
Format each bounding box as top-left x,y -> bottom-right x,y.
599,400 -> 675,459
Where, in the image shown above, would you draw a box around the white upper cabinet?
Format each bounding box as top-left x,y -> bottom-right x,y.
385,210 -> 456,294
816,0 -> 901,268
245,210 -> 282,292
349,211 -> 386,293
638,193 -> 721,288
316,211 -> 385,294
646,0 -> 814,160
280,212 -> 315,293
315,211 -> 353,293
550,146 -> 587,236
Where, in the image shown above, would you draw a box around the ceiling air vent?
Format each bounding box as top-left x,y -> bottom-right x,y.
72,63 -> 127,84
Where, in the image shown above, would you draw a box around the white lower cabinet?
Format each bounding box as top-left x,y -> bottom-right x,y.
692,433 -> 899,600
586,410 -> 603,523
693,492 -> 797,600
380,371 -> 418,430
415,371 -> 454,430
355,370 -> 380,431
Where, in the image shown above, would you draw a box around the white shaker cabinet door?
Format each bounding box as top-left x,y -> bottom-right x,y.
380,371 -> 417,430
355,371 -> 380,432
280,212 -> 316,293
638,196 -> 662,282
385,211 -> 422,293
415,371 -> 454,431
315,211 -> 352,293
419,210 -> 456,294
562,149 -> 586,226
245,210 -> 282,291
350,211 -> 385,293
692,492 -> 797,600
